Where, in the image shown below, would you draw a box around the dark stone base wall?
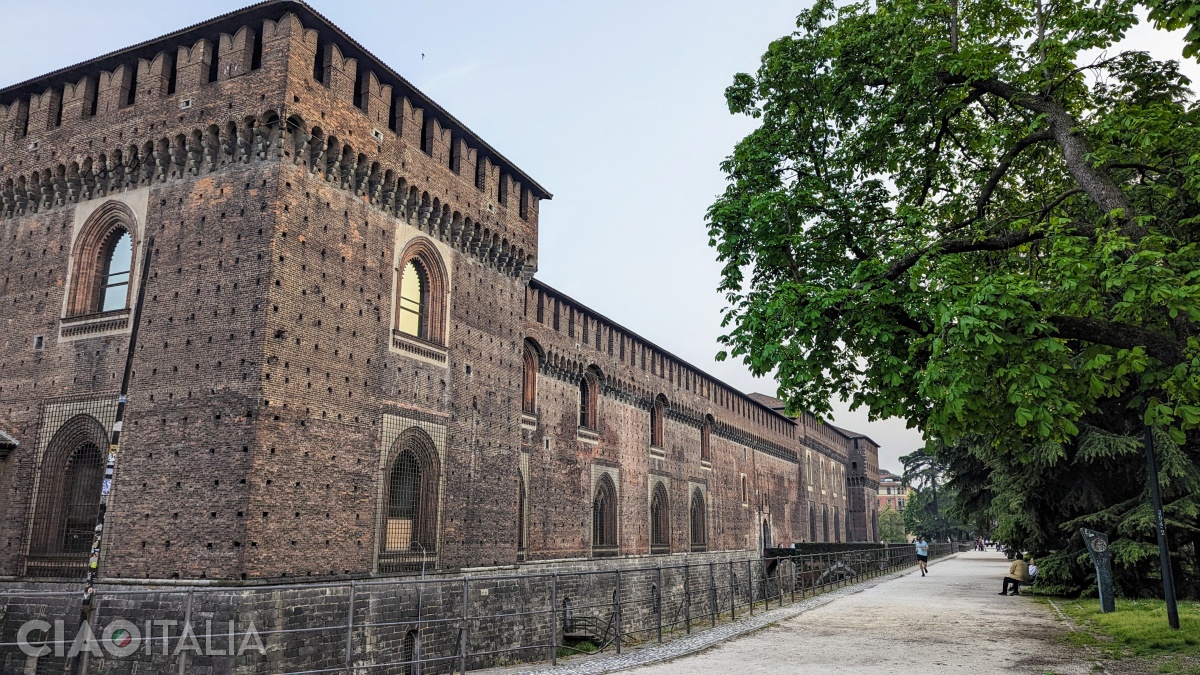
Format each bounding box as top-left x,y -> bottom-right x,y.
0,549 -> 773,674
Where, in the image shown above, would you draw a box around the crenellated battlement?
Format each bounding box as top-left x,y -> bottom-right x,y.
0,2 -> 548,229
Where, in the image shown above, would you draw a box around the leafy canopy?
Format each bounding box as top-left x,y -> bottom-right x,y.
710,0 -> 1200,593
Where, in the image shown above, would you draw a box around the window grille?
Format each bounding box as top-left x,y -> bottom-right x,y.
517,476 -> 527,558
397,260 -> 425,337
25,397 -> 116,578
650,482 -> 669,554
689,488 -> 707,552
379,428 -> 441,573
592,475 -> 617,557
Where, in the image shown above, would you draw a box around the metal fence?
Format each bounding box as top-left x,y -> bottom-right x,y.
0,543 -> 959,674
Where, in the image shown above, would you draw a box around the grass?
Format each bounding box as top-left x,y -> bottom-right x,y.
1039,596 -> 1200,662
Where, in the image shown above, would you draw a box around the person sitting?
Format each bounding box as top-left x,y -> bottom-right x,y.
1000,552 -> 1031,595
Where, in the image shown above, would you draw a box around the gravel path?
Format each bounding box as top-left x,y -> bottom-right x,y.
482,551 -> 1097,675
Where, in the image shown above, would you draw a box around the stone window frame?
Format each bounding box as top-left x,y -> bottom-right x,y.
377,427 -> 442,573
65,200 -> 140,318
649,479 -> 669,554
394,237 -> 449,346
578,366 -> 601,431
689,486 -> 707,552
649,394 -> 667,449
26,414 -> 108,567
521,339 -> 541,415
591,470 -> 618,557
700,414 -> 713,465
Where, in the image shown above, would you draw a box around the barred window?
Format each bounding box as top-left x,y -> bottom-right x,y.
592,474 -> 617,556
650,482 -> 669,554
26,414 -> 108,576
379,429 -> 440,573
689,488 -> 706,552
517,475 -> 527,555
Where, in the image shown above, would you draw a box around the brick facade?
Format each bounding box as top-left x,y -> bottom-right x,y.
0,2 -> 879,584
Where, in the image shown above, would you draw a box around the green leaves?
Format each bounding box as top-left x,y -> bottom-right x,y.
711,0 -> 1200,595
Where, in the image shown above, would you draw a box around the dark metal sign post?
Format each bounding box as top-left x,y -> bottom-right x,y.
1079,528 -> 1115,613
1142,425 -> 1181,630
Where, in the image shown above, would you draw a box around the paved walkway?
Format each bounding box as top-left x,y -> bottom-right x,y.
486,551 -> 1097,675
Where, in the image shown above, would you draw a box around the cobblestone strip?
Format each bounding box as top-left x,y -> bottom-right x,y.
478,554 -> 958,675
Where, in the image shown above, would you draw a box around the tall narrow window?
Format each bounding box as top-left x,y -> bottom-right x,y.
579,368 -> 599,430
517,475 -> 527,557
101,231 -> 132,312
740,474 -> 748,504
26,414 -> 108,577
395,239 -> 448,345
379,429 -> 440,573
522,341 -> 539,414
650,395 -> 666,448
700,415 -> 713,463
650,482 -> 669,554
475,155 -> 487,190
809,504 -> 817,542
67,201 -> 138,317
823,504 -> 831,542
592,474 -> 617,556
398,260 -> 425,337
689,488 -> 707,552
834,506 -> 841,542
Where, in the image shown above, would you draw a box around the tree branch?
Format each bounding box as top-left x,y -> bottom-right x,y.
1047,316 -> 1185,366
977,129 -> 1055,218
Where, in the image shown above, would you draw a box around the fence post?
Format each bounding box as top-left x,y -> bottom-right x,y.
550,573 -> 558,666
709,562 -> 716,627
683,561 -> 691,634
344,580 -> 357,672
747,559 -> 753,616
615,569 -> 622,655
656,565 -> 663,643
729,560 -> 736,620
790,558 -> 796,603
460,577 -> 469,675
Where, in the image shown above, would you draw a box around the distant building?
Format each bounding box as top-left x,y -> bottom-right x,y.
878,469 -> 909,512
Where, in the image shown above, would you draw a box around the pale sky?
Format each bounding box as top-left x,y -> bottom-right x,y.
1,1 -> 1194,474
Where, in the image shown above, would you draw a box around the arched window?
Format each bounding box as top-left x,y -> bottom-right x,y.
395,238 -> 448,345
27,414 -> 108,576
592,474 -> 617,556
401,630 -> 420,675
762,519 -> 772,549
740,474 -> 748,504
379,429 -> 440,573
67,201 -> 138,317
650,482 -> 669,554
689,488 -> 707,552
522,341 -> 539,414
579,367 -> 599,429
700,415 -> 713,463
649,395 -> 666,448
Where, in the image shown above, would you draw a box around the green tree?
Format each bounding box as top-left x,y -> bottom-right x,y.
709,0 -> 1200,595
879,507 -> 908,543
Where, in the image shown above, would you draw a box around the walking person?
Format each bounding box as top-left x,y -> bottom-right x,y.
915,536 -> 930,576
1000,552 -> 1031,595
